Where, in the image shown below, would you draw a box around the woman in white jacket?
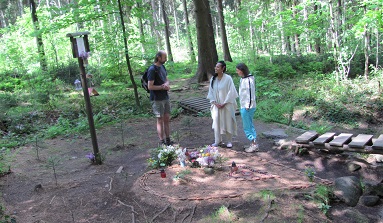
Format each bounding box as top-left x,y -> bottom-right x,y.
207,61 -> 238,148
236,63 -> 258,152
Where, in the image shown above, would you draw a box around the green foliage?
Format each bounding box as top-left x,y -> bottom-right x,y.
0,204 -> 16,223
309,122 -> 333,134
0,148 -> 11,176
258,190 -> 276,201
170,106 -> 183,119
0,77 -> 22,92
208,205 -> 237,223
255,99 -> 295,125
0,93 -> 18,110
197,111 -> 210,117
313,185 -> 333,215
173,169 -> 192,180
304,166 -> 316,182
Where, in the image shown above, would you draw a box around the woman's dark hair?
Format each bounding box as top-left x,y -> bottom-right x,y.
218,61 -> 227,72
236,63 -> 250,77
211,61 -> 227,88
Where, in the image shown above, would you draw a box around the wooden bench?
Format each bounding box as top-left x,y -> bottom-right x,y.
372,134 -> 383,150
294,131 -> 383,155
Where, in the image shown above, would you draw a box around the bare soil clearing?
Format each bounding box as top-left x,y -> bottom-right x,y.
1,81 -> 382,223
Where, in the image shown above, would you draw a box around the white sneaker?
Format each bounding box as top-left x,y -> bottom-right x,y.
226,142 -> 233,148
211,143 -> 219,147
245,144 -> 259,153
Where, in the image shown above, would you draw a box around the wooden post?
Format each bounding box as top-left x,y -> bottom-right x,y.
78,58 -> 101,164
67,32 -> 101,165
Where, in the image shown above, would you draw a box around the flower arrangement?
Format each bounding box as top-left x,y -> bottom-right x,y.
147,144 -> 178,169
188,145 -> 220,167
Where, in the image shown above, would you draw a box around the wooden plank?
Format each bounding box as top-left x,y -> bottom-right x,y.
328,133 -> 353,147
348,134 -> 373,148
313,132 -> 336,145
295,131 -> 319,144
372,134 -> 383,150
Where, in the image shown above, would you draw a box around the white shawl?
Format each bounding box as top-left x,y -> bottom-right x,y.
207,73 -> 238,136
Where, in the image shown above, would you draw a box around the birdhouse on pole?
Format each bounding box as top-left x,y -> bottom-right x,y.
66,31 -> 90,58
66,31 -> 101,165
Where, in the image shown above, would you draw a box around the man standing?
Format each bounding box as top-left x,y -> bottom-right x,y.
147,50 -> 172,146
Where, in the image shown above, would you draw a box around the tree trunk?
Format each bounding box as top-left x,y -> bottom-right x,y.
0,9 -> 7,28
182,0 -> 196,62
18,0 -> 24,17
151,0 -> 163,50
292,0 -> 301,56
279,1 -> 286,54
363,5 -> 370,79
193,0 -> 218,82
313,3 -> 321,54
29,0 -> 47,71
117,0 -> 140,107
286,36 -> 292,55
376,29 -> 379,68
171,0 -> 180,46
137,2 -> 145,54
217,0 -> 232,62
329,0 -> 340,82
160,0 -> 173,62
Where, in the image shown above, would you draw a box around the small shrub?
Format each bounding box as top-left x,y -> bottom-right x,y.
209,205 -> 237,222
255,99 -> 295,125
0,92 -> 17,110
304,166 -> 316,182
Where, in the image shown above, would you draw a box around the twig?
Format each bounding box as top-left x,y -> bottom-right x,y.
151,204 -> 170,223
189,205 -> 197,223
180,210 -> 190,223
117,200 -> 137,223
133,198 -> 147,221
172,207 -> 183,223
260,195 -> 274,223
108,176 -> 113,192
49,195 -> 56,204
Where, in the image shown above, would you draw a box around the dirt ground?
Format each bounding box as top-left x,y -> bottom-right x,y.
1,81 -> 383,223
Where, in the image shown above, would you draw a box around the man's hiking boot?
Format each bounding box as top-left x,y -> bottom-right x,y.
165,138 -> 173,146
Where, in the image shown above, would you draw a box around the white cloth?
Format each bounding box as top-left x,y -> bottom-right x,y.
207,73 -> 238,137
239,75 -> 256,109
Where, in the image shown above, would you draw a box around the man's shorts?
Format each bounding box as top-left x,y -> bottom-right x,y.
151,99 -> 171,117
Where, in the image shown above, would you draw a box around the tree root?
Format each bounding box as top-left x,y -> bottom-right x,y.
117,200 -> 138,223
260,195 -> 274,223
151,204 -> 170,223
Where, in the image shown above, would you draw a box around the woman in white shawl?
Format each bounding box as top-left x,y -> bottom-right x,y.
207,61 -> 238,148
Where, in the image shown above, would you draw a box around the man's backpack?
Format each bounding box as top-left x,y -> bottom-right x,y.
141,65 -> 154,93
141,65 -> 166,93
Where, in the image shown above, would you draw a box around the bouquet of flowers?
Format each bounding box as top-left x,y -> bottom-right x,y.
147,144 -> 178,169
188,145 -> 220,167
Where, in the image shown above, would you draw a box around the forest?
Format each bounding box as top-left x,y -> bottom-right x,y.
0,0 -> 382,166
0,0 -> 382,222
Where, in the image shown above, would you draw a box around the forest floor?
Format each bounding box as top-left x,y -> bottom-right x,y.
1,79 -> 383,223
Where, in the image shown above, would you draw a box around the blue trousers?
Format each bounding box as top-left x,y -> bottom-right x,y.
240,108 -> 256,142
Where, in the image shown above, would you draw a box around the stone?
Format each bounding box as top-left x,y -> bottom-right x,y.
262,129 -> 288,139
374,155 -> 383,163
204,167 -> 214,175
360,195 -> 380,207
334,176 -> 362,207
364,182 -> 383,197
338,208 -> 370,223
347,162 -> 361,172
